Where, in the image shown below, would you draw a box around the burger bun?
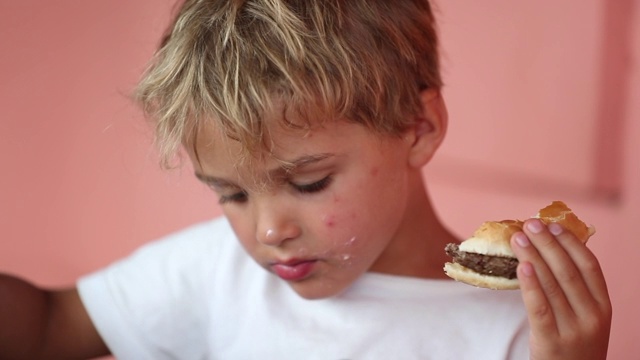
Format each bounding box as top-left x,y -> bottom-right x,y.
444,201 -> 595,290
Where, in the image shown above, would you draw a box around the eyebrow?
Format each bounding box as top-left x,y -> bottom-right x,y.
194,153 -> 335,188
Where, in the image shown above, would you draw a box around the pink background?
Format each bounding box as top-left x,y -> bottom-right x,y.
1,1 -> 638,358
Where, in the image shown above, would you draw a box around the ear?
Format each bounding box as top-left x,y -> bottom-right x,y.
405,88 -> 448,168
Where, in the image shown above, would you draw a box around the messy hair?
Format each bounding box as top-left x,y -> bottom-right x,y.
135,0 -> 442,167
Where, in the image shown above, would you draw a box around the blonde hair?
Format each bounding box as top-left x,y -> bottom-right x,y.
136,0 -> 442,167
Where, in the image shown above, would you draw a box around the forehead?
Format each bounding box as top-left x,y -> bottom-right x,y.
187,114 -> 312,165
188,97 -> 325,152
185,116 -> 391,187
186,117 -> 333,185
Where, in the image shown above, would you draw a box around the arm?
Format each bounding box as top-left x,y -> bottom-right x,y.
0,273 -> 110,360
510,219 -> 612,360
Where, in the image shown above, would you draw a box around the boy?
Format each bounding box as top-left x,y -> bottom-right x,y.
0,0 -> 611,359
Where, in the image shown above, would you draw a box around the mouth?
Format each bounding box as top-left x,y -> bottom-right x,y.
270,259 -> 318,281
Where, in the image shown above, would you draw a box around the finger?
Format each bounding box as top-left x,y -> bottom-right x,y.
511,228 -> 574,326
548,222 -> 611,312
521,219 -> 596,317
516,259 -> 559,336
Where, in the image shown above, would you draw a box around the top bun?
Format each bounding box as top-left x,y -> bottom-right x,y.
535,201 -> 596,243
458,220 -> 523,257
456,201 -> 595,257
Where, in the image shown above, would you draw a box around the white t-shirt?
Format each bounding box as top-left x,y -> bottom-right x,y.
78,217 -> 529,359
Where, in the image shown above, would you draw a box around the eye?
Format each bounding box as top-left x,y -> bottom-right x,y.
218,191 -> 248,204
292,176 -> 333,194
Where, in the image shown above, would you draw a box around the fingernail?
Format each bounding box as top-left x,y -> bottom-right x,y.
526,219 -> 544,234
549,223 -> 563,236
515,233 -> 530,247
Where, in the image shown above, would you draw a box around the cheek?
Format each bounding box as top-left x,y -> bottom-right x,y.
320,210 -> 359,230
318,209 -> 362,252
318,212 -> 360,256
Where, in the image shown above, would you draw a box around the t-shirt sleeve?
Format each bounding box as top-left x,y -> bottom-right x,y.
77,220 -> 225,359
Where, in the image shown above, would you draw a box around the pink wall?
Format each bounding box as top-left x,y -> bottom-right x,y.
1,1 -> 638,358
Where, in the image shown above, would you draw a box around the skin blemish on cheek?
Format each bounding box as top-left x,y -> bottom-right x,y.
370,167 -> 379,176
322,214 -> 336,227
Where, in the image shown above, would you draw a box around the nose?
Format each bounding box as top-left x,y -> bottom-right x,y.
254,200 -> 301,246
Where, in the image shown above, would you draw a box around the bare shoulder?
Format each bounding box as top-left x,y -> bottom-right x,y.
44,287 -> 111,359
0,275 -> 111,359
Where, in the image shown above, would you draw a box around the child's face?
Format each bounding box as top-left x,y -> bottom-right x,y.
189,118 -> 415,299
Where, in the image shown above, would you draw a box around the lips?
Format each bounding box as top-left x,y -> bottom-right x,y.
271,259 -> 317,281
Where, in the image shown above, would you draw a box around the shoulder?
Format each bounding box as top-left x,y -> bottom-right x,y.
78,216 -> 245,304
75,217 -> 260,358
118,217 -> 238,265
142,217 -> 235,250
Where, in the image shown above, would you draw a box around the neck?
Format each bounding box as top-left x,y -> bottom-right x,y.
369,172 -> 459,279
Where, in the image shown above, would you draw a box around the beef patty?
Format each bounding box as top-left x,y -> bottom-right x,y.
445,243 -> 518,279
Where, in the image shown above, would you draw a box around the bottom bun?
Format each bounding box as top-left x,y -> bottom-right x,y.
444,262 -> 520,290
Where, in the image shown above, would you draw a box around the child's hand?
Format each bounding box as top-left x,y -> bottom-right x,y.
510,218 -> 612,360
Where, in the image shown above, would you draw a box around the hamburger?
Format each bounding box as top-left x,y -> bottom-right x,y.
443,201 -> 596,290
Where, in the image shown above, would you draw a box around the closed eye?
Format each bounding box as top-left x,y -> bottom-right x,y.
218,191 -> 248,204
292,176 -> 332,194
